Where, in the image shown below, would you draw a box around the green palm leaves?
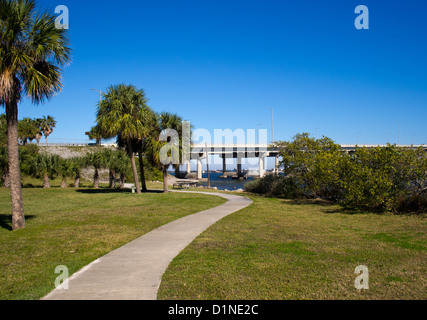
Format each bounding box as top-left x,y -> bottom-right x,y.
97,84 -> 150,141
96,84 -> 152,194
1,0 -> 71,230
0,0 -> 71,104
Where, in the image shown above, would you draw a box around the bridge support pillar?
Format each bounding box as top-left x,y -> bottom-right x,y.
187,160 -> 191,174
259,157 -> 265,178
197,159 -> 202,180
275,156 -> 279,175
237,158 -> 243,178
222,156 -> 226,175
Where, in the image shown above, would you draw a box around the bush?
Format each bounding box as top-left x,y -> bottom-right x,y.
245,175 -> 304,198
270,133 -> 427,213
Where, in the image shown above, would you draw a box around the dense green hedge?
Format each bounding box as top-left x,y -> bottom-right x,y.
245,133 -> 427,213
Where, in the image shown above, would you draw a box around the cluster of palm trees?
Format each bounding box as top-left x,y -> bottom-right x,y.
30,149 -> 132,189
0,146 -> 134,189
93,84 -> 186,195
17,115 -> 56,146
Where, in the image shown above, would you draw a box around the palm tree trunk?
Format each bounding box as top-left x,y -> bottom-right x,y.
162,166 -> 168,193
6,99 -> 25,230
118,173 -> 125,189
74,176 -> 80,188
93,168 -> 99,188
109,169 -> 116,188
43,172 -> 50,188
138,150 -> 147,192
128,140 -> 141,194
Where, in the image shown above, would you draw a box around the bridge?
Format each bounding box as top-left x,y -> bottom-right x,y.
185,144 -> 427,179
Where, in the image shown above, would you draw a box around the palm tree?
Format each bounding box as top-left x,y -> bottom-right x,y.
58,158 -> 73,188
69,157 -> 83,188
30,154 -> 60,188
115,148 -> 131,189
96,84 -> 151,194
146,112 -> 184,193
85,151 -> 105,188
0,0 -> 71,230
102,148 -> 119,188
18,117 -> 38,145
88,124 -> 103,145
39,115 -> 56,145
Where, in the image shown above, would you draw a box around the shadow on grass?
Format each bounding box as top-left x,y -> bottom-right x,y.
75,188 -> 164,194
284,198 -> 336,207
0,215 -> 36,231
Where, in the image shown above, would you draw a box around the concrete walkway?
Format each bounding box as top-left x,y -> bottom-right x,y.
43,191 -> 252,300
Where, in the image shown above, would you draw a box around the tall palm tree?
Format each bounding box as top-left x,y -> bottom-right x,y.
0,0 -> 71,230
146,112 -> 184,193
96,84 -> 151,194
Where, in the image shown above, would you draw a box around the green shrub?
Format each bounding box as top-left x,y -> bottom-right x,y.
245,175 -> 303,198
270,133 -> 427,213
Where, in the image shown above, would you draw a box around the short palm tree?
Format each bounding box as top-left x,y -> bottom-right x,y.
85,151 -> 105,188
146,112 -> 184,193
0,0 -> 71,230
96,84 -> 151,194
69,157 -> 83,188
30,154 -> 60,188
58,158 -> 73,188
115,149 -> 131,189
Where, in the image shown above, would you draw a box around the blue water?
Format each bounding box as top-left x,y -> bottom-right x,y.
198,172 -> 254,190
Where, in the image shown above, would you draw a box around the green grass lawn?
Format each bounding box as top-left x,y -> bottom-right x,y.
0,185 -> 226,300
158,194 -> 427,300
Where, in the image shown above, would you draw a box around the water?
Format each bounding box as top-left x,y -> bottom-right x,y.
197,172 -> 254,191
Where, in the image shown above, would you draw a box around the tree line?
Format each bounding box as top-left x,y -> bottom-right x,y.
0,145 -> 162,189
0,114 -> 56,146
245,133 -> 427,213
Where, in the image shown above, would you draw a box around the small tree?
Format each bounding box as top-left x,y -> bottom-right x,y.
58,158 -> 74,188
18,118 -> 39,145
85,151 -> 105,188
30,154 -> 60,188
146,112 -> 184,193
69,157 -> 83,188
276,133 -> 343,200
39,116 -> 57,145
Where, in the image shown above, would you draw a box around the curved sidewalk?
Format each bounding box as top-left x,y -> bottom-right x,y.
43,191 -> 252,300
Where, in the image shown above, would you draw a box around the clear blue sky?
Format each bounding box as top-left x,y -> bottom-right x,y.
16,0 -> 427,146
